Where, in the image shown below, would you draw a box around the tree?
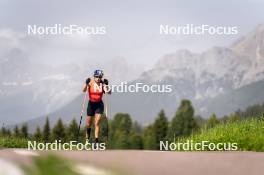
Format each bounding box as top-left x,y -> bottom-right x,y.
1,124 -> 11,136
99,116 -> 109,142
221,115 -> 229,123
34,126 -> 42,141
66,119 -> 78,141
111,113 -> 132,132
21,123 -> 28,138
52,118 -> 66,142
6,129 -> 12,136
143,125 -> 156,150
206,113 -> 219,129
108,114 -> 123,147
228,113 -> 240,123
129,133 -> 143,149
1,126 -> 7,136
153,110 -> 168,149
132,121 -> 142,134
13,125 -> 20,137
43,117 -> 51,142
194,115 -> 207,128
169,99 -> 198,138
112,113 -> 132,134
114,130 -> 130,149
110,113 -> 132,149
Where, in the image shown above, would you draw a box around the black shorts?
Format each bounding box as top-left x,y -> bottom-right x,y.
87,100 -> 104,116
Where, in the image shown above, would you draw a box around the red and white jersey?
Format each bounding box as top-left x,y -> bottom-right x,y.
88,79 -> 104,102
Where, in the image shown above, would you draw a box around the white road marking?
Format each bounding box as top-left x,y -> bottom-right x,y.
73,163 -> 114,175
0,158 -> 24,175
13,149 -> 39,156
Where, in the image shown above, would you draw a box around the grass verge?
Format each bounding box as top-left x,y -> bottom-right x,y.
180,118 -> 264,151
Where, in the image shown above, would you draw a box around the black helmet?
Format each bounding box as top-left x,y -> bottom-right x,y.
94,69 -> 103,78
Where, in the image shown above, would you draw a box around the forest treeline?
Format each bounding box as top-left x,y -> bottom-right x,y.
1,99 -> 264,150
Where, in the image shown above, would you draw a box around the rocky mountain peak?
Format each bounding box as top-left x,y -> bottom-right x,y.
231,24 -> 264,59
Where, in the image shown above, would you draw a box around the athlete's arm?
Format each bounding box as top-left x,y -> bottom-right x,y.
82,84 -> 87,92
103,79 -> 111,94
83,78 -> 90,92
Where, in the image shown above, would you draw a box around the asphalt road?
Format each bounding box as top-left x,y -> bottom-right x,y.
0,149 -> 264,175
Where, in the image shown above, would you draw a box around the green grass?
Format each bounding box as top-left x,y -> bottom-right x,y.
22,154 -> 122,175
23,155 -> 78,175
181,117 -> 264,151
0,136 -> 28,148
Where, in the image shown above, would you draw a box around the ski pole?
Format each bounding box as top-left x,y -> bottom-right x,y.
104,93 -> 109,141
103,76 -> 110,142
77,91 -> 87,142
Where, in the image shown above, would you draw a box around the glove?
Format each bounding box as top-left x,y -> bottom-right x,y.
103,79 -> 109,85
86,78 -> 91,85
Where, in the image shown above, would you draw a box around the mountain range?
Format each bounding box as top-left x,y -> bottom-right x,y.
0,49 -> 143,125
2,24 -> 264,131
107,24 -> 264,122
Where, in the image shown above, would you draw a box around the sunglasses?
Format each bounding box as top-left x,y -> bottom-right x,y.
94,76 -> 102,78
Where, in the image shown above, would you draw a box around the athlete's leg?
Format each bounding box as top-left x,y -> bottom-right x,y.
86,116 -> 93,140
94,113 -> 102,143
86,101 -> 94,141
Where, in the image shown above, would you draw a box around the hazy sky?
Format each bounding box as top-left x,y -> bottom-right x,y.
0,0 -> 264,68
